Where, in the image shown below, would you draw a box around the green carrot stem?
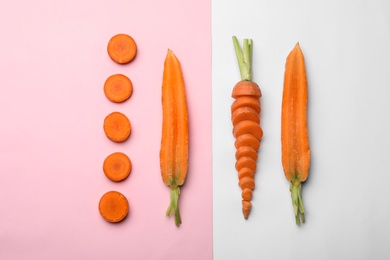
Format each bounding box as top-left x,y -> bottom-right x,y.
166,187 -> 182,226
290,181 -> 305,225
232,36 -> 253,81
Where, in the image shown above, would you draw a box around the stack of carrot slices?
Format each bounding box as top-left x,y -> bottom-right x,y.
99,33 -> 137,223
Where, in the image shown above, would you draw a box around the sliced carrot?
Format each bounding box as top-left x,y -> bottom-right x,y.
232,80 -> 262,98
98,191 -> 129,223
231,96 -> 261,114
234,134 -> 260,151
235,146 -> 258,161
233,120 -> 263,140
103,152 -> 132,182
103,112 -> 131,143
231,37 -> 263,219
107,34 -> 137,64
104,74 -> 133,103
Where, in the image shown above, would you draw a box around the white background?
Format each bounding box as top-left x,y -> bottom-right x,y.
212,0 -> 390,259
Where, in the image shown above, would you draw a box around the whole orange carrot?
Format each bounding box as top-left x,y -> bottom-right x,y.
231,36 -> 262,219
281,43 -> 310,225
160,49 -> 189,226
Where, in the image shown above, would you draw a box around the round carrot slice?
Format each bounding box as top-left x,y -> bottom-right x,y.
107,34 -> 137,64
231,106 -> 260,126
242,188 -> 253,201
233,120 -> 263,140
103,112 -> 131,143
235,146 -> 258,161
235,156 -> 257,172
104,74 -> 133,103
232,80 -> 262,99
239,176 -> 255,190
231,96 -> 261,114
99,191 -> 129,223
238,167 -> 255,180
234,134 -> 260,151
103,152 -> 132,182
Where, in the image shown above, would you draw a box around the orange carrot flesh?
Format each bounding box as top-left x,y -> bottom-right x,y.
238,167 -> 255,180
107,34 -> 137,64
159,49 -> 189,226
98,191 -> 129,223
231,36 -> 262,219
233,120 -> 263,140
231,96 -> 261,114
104,74 -> 133,103
232,80 -> 262,99
242,200 -> 252,219
281,43 -> 310,225
234,134 -> 260,151
103,112 -> 131,143
235,146 -> 258,161
103,152 -> 132,182
235,156 -> 257,172
231,107 -> 260,126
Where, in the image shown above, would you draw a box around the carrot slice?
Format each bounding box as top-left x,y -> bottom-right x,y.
238,167 -> 255,180
231,96 -> 261,114
232,80 -> 262,98
235,156 -> 257,172
242,188 -> 253,201
233,120 -> 263,140
235,146 -> 258,161
231,106 -> 260,126
107,34 -> 137,64
239,176 -> 255,190
103,152 -> 132,182
103,112 -> 131,143
104,74 -> 133,103
234,134 -> 260,151
98,191 -> 129,223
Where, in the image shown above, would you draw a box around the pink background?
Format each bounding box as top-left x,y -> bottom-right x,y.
0,0 -> 212,259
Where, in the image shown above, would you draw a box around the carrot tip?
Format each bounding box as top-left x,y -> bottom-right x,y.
242,200 -> 252,219
290,182 -> 305,225
166,187 -> 182,226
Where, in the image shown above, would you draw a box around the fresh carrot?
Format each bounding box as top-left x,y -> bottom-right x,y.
103,152 -> 132,182
103,112 -> 131,143
98,191 -> 129,223
159,49 -> 189,227
107,34 -> 137,64
104,74 -> 133,103
231,36 -> 263,219
281,43 -> 310,225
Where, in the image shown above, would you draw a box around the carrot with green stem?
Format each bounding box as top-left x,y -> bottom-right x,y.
231,36 -> 262,219
281,43 -> 310,225
160,49 -> 189,226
